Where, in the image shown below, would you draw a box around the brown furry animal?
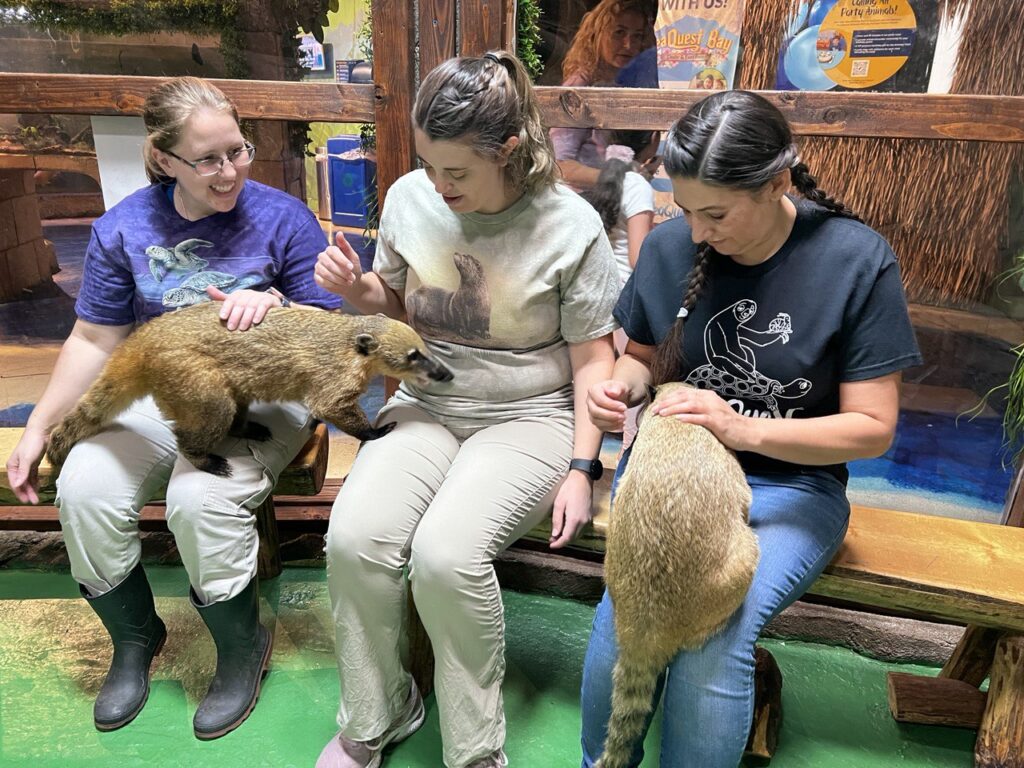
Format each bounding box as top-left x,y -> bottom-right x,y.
405,252 -> 491,340
46,303 -> 453,477
596,382 -> 759,768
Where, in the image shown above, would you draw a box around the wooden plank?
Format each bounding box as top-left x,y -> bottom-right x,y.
2,75 -> 1022,143
418,0 -> 456,80
808,507 -> 1024,631
503,0 -> 517,54
459,0 -> 504,57
0,423 -> 328,505
887,672 -> 987,728
533,88 -> 1024,143
371,0 -> 416,206
0,73 -> 375,123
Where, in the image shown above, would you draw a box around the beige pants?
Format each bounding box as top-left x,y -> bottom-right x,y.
56,396 -> 313,603
325,400 -> 575,767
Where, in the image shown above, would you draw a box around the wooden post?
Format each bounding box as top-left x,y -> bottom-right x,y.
254,497 -> 283,580
975,634 -> 1024,768
419,0 -> 456,79
745,646 -> 783,760
941,625 -> 1003,687
459,0 -> 506,56
407,590 -> 435,697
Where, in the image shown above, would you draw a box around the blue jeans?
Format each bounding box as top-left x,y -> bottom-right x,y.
580,449 -> 851,768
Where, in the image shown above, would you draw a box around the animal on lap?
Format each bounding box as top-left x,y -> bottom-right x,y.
596,381 -> 759,768
46,303 -> 453,476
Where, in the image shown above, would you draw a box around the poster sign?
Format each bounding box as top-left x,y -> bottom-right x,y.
776,0 -> 939,92
655,0 -> 747,91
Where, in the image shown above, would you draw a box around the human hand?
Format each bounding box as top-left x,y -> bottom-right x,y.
587,380 -> 630,432
549,471 -> 594,549
314,231 -> 364,298
638,154 -> 662,181
650,386 -> 752,452
5,427 -> 47,504
206,286 -> 281,331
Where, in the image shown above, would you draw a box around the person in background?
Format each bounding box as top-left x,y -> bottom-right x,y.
580,128 -> 658,453
551,0 -> 659,190
580,90 -> 922,767
5,76 -> 341,740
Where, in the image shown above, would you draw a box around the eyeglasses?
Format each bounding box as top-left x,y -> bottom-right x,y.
165,141 -> 256,176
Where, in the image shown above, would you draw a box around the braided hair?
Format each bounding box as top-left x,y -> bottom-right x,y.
650,90 -> 860,385
414,51 -> 558,194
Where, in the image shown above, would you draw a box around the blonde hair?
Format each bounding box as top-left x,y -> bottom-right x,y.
561,0 -> 655,82
414,51 -> 558,195
142,76 -> 240,184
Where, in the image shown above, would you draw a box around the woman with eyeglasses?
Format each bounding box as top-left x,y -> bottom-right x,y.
4,76 -> 340,739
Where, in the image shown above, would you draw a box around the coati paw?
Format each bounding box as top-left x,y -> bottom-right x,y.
193,454 -> 233,477
363,422 -> 397,441
232,421 -> 272,442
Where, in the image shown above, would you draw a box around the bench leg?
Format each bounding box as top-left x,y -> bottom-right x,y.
975,633 -> 1024,768
254,497 -> 282,580
407,590 -> 434,697
942,625 -> 1002,686
886,624 -> 1000,729
745,646 -> 783,762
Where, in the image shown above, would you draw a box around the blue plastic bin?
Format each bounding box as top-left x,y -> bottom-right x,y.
327,135 -> 376,228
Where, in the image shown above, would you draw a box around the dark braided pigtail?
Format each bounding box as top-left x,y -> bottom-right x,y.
790,161 -> 862,222
650,242 -> 713,386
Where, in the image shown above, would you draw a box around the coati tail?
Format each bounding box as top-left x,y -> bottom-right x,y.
45,372 -> 145,467
594,656 -> 663,768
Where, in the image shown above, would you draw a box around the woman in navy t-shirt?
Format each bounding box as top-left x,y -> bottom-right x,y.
580,91 -> 922,767
4,77 -> 339,740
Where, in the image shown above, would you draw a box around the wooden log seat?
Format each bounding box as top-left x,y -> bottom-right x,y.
0,422 -> 330,580
4,428 -> 1024,765
520,485 -> 1024,766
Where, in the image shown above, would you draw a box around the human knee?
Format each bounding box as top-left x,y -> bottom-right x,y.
56,463 -> 125,526
408,533 -> 479,593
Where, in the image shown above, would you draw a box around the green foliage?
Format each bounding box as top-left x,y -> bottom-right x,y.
964,251 -> 1024,468
517,0 -> 544,80
8,1 -> 238,38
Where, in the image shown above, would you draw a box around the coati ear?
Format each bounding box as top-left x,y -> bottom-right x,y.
355,333 -> 380,356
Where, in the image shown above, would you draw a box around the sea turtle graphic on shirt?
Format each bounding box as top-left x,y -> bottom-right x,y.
161,270 -> 238,308
146,238 -> 214,282
685,299 -> 811,417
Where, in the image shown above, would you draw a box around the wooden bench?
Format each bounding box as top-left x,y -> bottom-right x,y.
4,429 -> 1023,765
517,489 -> 1024,767
0,422 -> 330,579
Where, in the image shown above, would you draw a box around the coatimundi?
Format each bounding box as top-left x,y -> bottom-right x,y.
596,382 -> 759,768
46,303 -> 453,477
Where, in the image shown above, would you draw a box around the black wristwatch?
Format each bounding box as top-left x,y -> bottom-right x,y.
569,457 -> 604,481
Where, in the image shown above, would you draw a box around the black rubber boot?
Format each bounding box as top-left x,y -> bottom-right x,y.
82,563 -> 167,731
190,578 -> 272,740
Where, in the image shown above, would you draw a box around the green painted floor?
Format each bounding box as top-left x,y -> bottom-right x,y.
0,567 -> 975,767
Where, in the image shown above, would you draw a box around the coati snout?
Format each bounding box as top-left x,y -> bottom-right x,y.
354,327 -> 453,385
46,303 -> 453,478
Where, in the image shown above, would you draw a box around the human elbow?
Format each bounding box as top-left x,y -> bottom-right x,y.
860,422 -> 896,459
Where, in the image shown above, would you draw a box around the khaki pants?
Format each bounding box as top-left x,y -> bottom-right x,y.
325,400 -> 574,767
56,396 -> 313,604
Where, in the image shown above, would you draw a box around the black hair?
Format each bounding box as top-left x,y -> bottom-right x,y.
581,129 -> 655,232
651,90 -> 860,385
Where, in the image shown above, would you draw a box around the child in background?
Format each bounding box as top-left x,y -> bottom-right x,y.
581,129 -> 658,450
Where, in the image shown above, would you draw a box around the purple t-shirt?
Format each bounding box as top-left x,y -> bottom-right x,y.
76,180 -> 341,325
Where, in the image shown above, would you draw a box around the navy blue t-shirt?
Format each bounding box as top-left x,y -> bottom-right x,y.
615,199 -> 923,484
76,180 -> 341,325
